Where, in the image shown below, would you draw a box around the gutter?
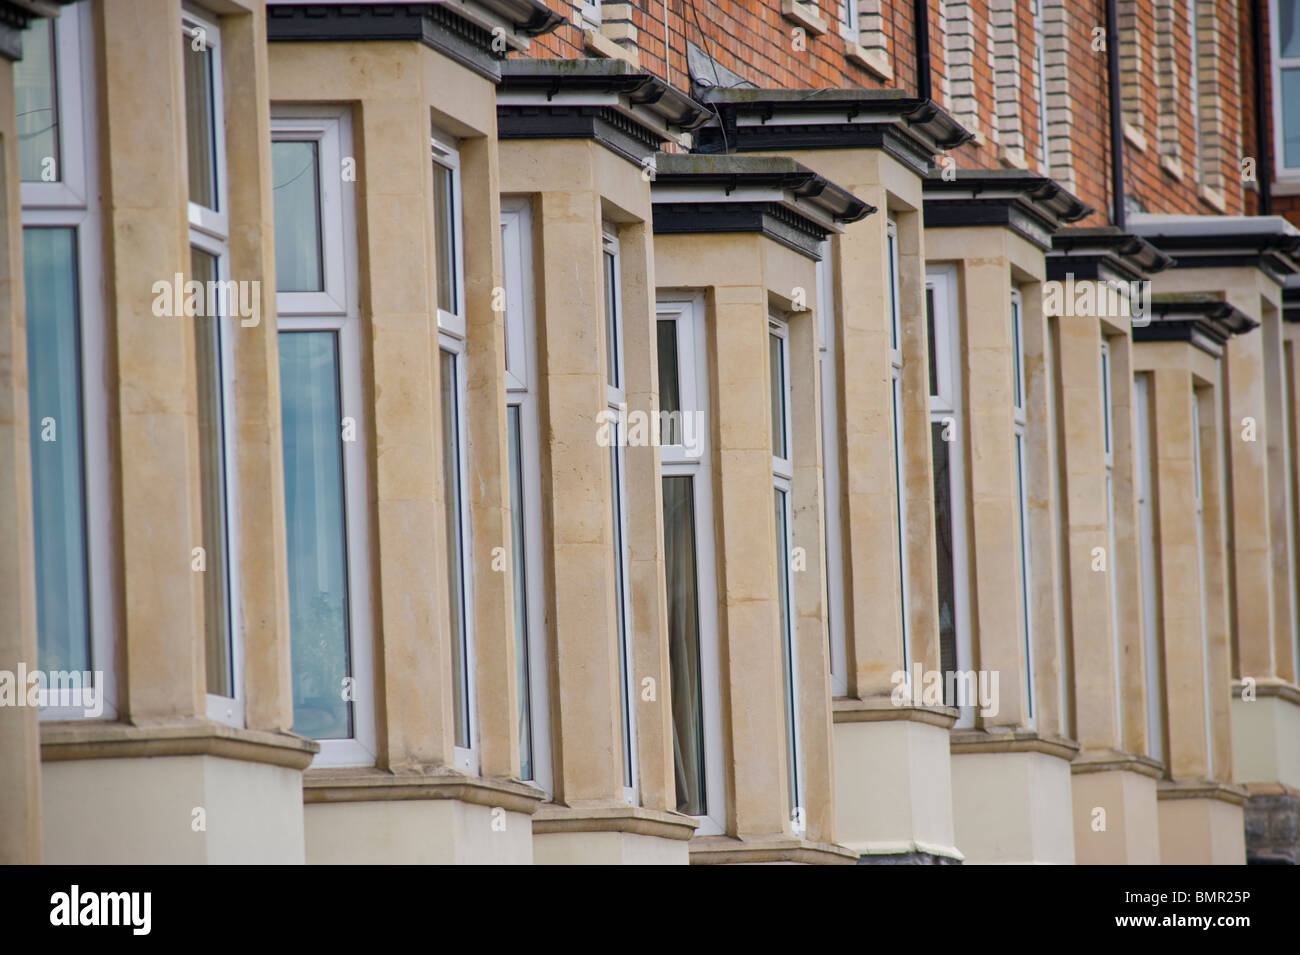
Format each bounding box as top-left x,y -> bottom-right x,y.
1253,0 -> 1272,214
1105,0 -> 1126,230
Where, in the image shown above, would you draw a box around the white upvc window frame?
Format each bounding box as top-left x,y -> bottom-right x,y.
603,229 -> 638,805
19,6 -> 88,208
183,7 -> 228,244
272,107 -> 376,769
927,266 -> 973,725
1271,0 -> 1300,180
1133,372 -> 1164,764
1011,287 -> 1035,725
439,331 -> 478,774
841,0 -> 859,36
181,5 -> 241,728
658,295 -> 724,835
818,245 -> 848,698
270,115 -> 351,317
428,128 -> 476,773
432,131 -> 466,338
888,220 -> 910,672
580,0 -> 602,28
501,197 -> 553,796
24,4 -> 117,722
769,314 -> 805,833
1101,338 -> 1124,740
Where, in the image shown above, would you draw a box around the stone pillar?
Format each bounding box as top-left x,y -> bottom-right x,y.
460,131 -> 517,780
0,41 -> 40,866
222,1 -> 293,734
103,0 -> 205,723
619,220 -> 675,814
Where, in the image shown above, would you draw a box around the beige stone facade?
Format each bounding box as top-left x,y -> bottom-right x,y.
2,0 -> 1297,867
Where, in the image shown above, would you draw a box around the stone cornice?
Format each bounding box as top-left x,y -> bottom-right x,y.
41,718 -> 319,770
303,766 -> 547,813
832,695 -> 958,728
948,727 -> 1080,761
531,803 -> 698,841
1156,778 -> 1250,806
689,834 -> 860,864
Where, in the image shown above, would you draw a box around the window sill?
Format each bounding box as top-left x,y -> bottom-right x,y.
781,0 -> 829,36
40,717 -> 319,770
582,27 -> 640,67
1199,184 -> 1226,213
998,143 -> 1029,170
690,834 -> 860,864
303,766 -> 548,813
1268,177 -> 1300,197
532,802 -> 699,841
1122,120 -> 1147,152
845,42 -> 893,82
1159,153 -> 1183,181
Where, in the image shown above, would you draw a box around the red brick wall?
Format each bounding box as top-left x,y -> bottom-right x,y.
523,1 -> 1266,228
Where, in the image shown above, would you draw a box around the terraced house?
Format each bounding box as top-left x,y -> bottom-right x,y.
1,0 -> 1298,865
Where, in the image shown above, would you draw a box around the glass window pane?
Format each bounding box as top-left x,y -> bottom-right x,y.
17,16 -> 58,182
1011,299 -> 1024,410
1016,433 -> 1033,718
441,349 -> 470,747
1285,69 -> 1300,170
774,488 -> 799,814
1101,347 -> 1112,455
508,406 -> 534,780
770,333 -> 786,459
184,34 -> 218,210
1283,0 -> 1300,58
932,421 -> 957,702
663,476 -> 706,815
657,319 -> 682,445
604,250 -> 619,389
434,163 -> 457,315
25,227 -> 89,671
272,140 -> 323,292
888,229 -> 899,352
611,438 -> 633,787
926,287 -> 939,397
280,331 -> 353,740
192,248 -> 232,697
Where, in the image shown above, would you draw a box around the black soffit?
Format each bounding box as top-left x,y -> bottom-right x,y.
923,170 -> 1092,251
497,59 -> 712,166
650,153 -> 874,260
693,87 -> 973,177
1047,227 -> 1173,284
266,1 -> 562,82
1133,296 -> 1257,357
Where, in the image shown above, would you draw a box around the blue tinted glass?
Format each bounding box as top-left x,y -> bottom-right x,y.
25,227 -> 90,671
1284,70 -> 1300,169
280,331 -> 352,740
